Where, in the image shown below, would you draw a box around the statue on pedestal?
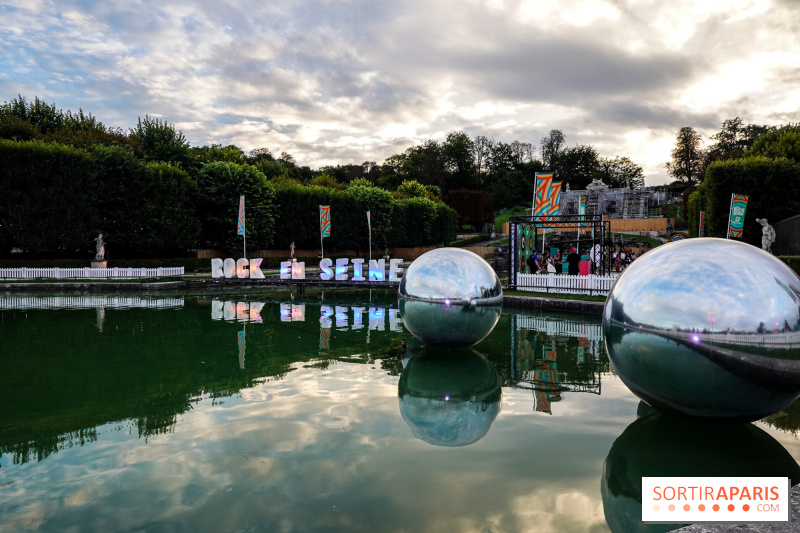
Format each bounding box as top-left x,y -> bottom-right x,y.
756,218 -> 776,254
93,234 -> 105,261
290,241 -> 295,259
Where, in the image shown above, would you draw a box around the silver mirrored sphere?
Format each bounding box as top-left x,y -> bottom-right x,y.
399,247 -> 503,305
399,248 -> 502,346
604,237 -> 800,423
398,347 -> 501,447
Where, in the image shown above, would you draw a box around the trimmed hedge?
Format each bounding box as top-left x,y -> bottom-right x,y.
450,234 -> 490,247
779,256 -> 800,276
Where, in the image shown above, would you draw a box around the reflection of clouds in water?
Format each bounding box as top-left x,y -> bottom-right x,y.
1,365 -> 620,532
614,239 -> 800,332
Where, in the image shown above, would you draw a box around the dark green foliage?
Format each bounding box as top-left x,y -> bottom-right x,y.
777,256 -> 800,277
698,157 -> 800,243
0,140 -> 99,253
195,162 -> 276,253
0,95 -> 104,135
747,125 -> 800,162
130,115 -> 192,167
141,162 -> 201,254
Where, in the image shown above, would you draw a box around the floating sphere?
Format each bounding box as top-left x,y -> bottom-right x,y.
398,347 -> 501,447
604,237 -> 800,423
399,248 -> 502,346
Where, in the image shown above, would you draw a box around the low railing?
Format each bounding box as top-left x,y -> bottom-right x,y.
515,273 -> 616,296
0,267 -> 185,280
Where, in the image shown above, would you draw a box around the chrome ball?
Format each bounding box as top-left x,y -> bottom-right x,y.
399,248 -> 502,347
603,237 -> 800,423
398,347 -> 501,447
399,247 -> 502,305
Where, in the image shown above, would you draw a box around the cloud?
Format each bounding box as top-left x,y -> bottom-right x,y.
1,0 -> 799,183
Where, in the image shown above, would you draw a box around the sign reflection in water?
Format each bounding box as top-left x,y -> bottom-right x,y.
3,294 -> 800,533
510,314 -> 608,414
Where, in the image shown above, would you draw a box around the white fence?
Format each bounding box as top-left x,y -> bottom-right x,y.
0,296 -> 184,310
515,273 -> 616,296
0,267 -> 185,280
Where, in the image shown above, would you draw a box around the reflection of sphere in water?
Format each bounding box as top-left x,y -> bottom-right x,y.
399,299 -> 501,347
604,238 -> 800,423
399,247 -> 503,305
602,407 -> 800,533
398,347 -> 501,447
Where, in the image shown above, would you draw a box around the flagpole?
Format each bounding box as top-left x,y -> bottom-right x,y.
726,193 -> 734,239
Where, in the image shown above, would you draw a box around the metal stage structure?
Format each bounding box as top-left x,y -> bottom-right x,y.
508,214 -> 611,284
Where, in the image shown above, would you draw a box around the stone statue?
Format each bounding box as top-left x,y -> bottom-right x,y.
756,218 -> 776,254
290,241 -> 295,259
93,234 -> 105,260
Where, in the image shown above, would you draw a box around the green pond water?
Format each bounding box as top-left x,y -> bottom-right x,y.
1,290 -> 800,533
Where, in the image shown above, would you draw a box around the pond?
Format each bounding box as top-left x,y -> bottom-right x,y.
1,291 -> 799,533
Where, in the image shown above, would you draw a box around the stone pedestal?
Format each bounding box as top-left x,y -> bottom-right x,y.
91,260 -> 107,268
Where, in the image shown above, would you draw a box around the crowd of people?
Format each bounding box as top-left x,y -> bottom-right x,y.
523,245 -> 640,275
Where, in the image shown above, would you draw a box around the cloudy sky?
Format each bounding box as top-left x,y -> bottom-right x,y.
1,0 -> 798,184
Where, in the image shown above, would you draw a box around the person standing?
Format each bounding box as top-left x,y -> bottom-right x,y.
527,249 -> 540,274
567,247 -> 580,276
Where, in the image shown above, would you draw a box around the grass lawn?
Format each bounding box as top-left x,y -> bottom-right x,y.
494,206 -> 529,227
502,288 -> 607,302
611,232 -> 663,248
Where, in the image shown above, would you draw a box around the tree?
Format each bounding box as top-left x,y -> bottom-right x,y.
473,135 -> 492,177
747,125 -> 800,161
560,144 -> 598,190
707,118 -> 773,161
666,126 -> 705,213
247,147 -> 274,163
442,131 -> 477,191
540,129 -> 565,174
666,127 -> 704,187
130,115 -> 192,167
396,179 -> 431,199
195,162 -> 276,252
191,144 -> 246,164
595,156 -> 645,189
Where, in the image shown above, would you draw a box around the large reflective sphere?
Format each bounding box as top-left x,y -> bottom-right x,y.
398,347 -> 501,447
604,237 -> 800,423
399,247 -> 502,305
399,248 -> 502,346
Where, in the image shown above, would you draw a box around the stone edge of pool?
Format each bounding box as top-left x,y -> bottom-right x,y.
0,280 -> 606,315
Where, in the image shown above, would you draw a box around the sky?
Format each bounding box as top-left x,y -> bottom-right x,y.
1,0 -> 799,185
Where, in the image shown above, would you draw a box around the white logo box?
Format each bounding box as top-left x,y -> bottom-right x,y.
642,477 -> 790,523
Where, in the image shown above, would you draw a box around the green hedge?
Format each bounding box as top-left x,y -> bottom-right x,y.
779,256 -> 800,276
450,234 -> 490,247
693,157 -> 800,243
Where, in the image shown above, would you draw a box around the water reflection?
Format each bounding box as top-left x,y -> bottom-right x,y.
510,314 -> 609,414
605,322 -> 800,423
398,346 -> 501,446
602,404 -> 800,533
398,299 -> 502,347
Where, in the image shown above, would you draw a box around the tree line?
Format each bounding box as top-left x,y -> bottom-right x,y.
0,95 -> 646,257
663,118 -> 800,246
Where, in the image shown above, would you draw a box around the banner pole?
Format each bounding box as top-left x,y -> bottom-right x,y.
726,193 -> 734,239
